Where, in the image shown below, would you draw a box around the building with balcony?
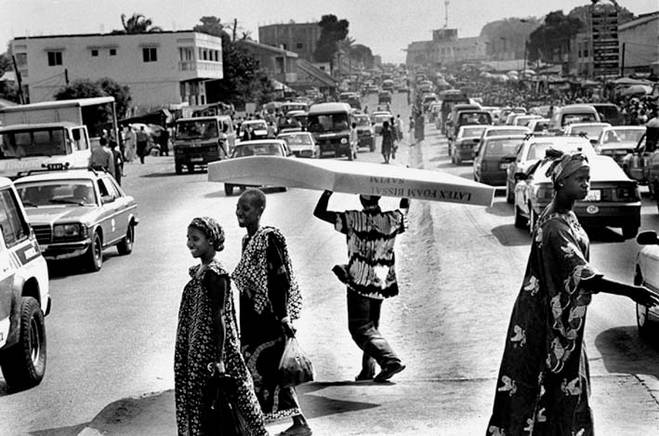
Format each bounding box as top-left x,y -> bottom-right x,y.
10,31 -> 223,110
258,22 -> 321,61
238,39 -> 299,87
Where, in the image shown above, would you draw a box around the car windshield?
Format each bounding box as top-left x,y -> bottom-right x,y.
486,129 -> 526,137
281,135 -> 312,146
562,113 -> 597,125
16,179 -> 96,207
0,128 -> 69,158
602,129 -> 645,144
176,120 -> 218,140
461,126 -> 486,137
354,116 -> 371,127
484,139 -> 521,157
458,113 -> 491,125
307,113 -> 349,133
240,121 -> 267,133
233,143 -> 283,157
569,125 -> 606,138
527,141 -> 592,160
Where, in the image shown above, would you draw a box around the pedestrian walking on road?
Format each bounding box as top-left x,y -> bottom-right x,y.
175,217 -> 268,436
486,151 -> 659,436
89,137 -> 116,178
314,190 -> 409,383
136,126 -> 149,164
381,121 -> 395,164
108,140 -> 124,186
123,125 -> 136,162
232,189 -> 312,436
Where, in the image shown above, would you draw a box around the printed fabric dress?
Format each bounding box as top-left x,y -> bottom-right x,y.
175,259 -> 268,436
486,210 -> 602,436
232,226 -> 304,423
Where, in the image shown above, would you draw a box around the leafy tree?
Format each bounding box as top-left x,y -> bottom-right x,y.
313,14 -> 349,65
54,78 -> 132,133
527,11 -> 584,63
112,13 -> 162,34
350,44 -> 375,69
193,16 -> 273,107
480,17 -> 541,59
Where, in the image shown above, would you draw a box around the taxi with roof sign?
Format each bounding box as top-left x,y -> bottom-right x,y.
13,165 -> 138,272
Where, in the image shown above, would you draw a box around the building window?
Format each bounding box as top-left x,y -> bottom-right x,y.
47,51 -> 62,66
109,48 -> 117,56
584,48 -> 589,58
296,42 -> 303,49
143,47 -> 157,62
91,49 -> 98,57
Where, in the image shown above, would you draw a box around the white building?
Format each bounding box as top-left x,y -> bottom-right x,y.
11,31 -> 223,110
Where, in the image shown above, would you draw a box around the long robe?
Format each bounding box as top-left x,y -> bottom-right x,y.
487,209 -> 601,436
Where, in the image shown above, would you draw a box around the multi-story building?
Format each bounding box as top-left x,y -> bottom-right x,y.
619,11 -> 659,75
406,29 -> 486,67
238,39 -> 298,86
10,31 -> 223,110
258,22 -> 321,61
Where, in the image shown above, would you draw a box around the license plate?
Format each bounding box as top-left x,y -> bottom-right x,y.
190,157 -> 204,162
499,162 -> 510,170
584,190 -> 600,201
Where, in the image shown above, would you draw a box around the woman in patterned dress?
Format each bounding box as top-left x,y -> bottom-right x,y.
232,189 -> 312,436
175,217 -> 268,435
486,151 -> 659,436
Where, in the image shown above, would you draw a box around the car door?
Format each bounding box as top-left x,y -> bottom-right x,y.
96,177 -> 119,244
105,176 -> 131,240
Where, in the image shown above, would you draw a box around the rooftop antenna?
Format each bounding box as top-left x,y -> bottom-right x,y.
444,0 -> 449,28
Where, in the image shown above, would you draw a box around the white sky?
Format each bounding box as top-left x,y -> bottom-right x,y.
1,0 -> 657,63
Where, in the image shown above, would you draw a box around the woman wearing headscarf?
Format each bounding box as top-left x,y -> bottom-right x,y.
381,120 -> 394,164
486,151 -> 659,436
232,189 -> 311,436
175,217 -> 268,435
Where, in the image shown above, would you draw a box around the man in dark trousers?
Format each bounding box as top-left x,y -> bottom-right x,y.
314,190 -> 410,382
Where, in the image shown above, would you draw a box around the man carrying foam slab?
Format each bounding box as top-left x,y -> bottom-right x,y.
314,190 -> 409,382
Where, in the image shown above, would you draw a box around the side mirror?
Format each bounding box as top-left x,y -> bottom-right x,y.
637,230 -> 659,245
101,195 -> 114,204
590,138 -> 598,146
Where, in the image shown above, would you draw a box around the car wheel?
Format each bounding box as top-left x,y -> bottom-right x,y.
0,297 -> 46,390
514,206 -> 528,229
84,231 -> 103,272
224,184 -> 234,196
117,223 -> 135,255
175,164 -> 183,175
622,224 -> 639,240
187,164 -> 195,173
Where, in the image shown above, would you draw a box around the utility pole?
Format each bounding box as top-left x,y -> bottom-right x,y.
444,1 -> 449,28
620,42 -> 626,76
64,68 -> 69,85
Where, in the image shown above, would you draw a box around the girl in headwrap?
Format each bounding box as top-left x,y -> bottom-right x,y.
175,217 -> 268,435
486,151 -> 659,436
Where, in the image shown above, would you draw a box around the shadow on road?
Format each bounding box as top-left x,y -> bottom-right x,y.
297,381 -> 380,419
490,224 -> 531,247
47,251 -> 123,279
140,171 -> 201,178
594,326 -> 659,377
29,423 -> 89,436
485,201 -> 514,218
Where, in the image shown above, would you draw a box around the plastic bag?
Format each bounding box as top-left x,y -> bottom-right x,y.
278,337 -> 314,387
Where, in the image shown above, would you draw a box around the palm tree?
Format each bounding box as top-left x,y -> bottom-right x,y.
120,13 -> 163,34
336,37 -> 356,74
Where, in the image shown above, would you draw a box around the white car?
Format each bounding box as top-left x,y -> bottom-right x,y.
594,126 -> 646,165
238,120 -> 269,140
563,122 -> 611,142
276,132 -> 319,158
513,115 -> 543,127
634,231 -> 659,339
505,135 -> 595,204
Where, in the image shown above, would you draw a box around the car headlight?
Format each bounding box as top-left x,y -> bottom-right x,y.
53,223 -> 87,239
341,138 -> 348,144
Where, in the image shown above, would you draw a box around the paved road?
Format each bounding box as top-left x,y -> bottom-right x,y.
1,91 -> 658,435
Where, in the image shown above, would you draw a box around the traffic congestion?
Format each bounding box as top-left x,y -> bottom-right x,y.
1,2 -> 659,435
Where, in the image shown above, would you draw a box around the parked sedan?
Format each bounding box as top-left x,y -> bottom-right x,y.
277,131 -> 319,158
451,125 -> 486,164
513,155 -> 641,238
633,230 -> 659,340
473,135 -> 525,186
14,168 -> 139,271
595,126 -> 646,165
505,135 -> 595,204
224,139 -> 292,196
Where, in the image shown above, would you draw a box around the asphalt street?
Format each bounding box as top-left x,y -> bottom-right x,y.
0,92 -> 658,435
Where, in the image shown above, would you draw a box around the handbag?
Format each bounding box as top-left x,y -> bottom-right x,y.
278,337 -> 314,388
206,371 -> 251,435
